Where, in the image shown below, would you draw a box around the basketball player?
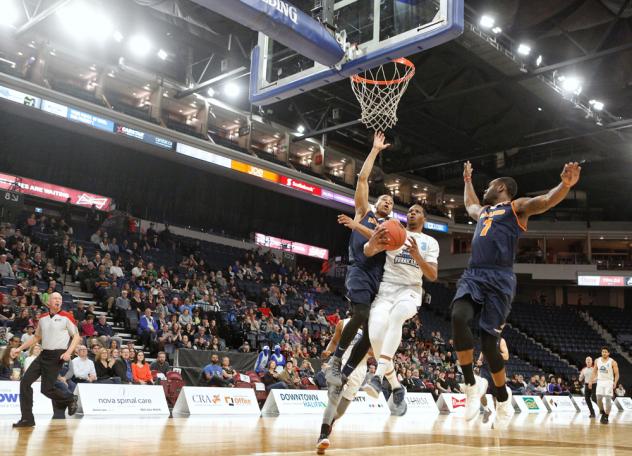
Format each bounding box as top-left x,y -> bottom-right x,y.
316,318 -> 370,454
476,337 -> 509,423
359,204 -> 439,416
452,161 -> 581,429
326,131 -> 392,387
589,347 -> 619,424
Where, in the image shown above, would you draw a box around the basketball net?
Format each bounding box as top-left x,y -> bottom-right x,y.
350,58 -> 415,131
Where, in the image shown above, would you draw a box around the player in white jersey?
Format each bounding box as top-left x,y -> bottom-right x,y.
317,318 -> 369,454
589,347 -> 619,424
360,204 -> 439,415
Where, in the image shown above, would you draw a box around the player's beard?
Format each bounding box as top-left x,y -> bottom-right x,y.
482,190 -> 497,205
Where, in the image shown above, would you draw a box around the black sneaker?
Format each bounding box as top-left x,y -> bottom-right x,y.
600,414 -> 607,424
589,412 -> 596,418
67,396 -> 78,416
390,387 -> 408,416
12,419 -> 35,428
603,414 -> 609,424
362,375 -> 382,399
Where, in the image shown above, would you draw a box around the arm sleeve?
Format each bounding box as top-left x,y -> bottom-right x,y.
422,237 -> 440,264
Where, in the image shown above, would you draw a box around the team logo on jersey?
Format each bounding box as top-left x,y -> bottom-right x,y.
393,252 -> 419,268
451,397 -> 466,408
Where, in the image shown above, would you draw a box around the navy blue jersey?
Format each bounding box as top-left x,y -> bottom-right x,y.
345,211 -> 386,305
469,202 -> 526,270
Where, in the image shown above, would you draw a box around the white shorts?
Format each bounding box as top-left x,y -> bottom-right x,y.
596,381 -> 614,397
342,354 -> 368,401
371,282 -> 422,319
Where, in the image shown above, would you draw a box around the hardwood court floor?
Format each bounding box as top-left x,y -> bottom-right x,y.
2,412 -> 632,455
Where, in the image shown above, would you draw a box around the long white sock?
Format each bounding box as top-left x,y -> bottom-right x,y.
385,365 -> 401,389
375,357 -> 390,379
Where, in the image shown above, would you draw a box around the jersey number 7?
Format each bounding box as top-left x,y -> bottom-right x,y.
480,218 -> 493,237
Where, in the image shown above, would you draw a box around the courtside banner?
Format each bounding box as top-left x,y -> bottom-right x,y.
261,389 -> 388,416
437,393 -> 495,415
403,393 -> 439,414
572,396 -> 599,415
76,383 -> 169,416
172,387 -> 259,415
615,397 -> 632,412
542,395 -> 578,413
513,395 -> 547,414
0,382 -> 53,415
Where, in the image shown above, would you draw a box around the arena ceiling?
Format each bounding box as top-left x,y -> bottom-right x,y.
3,0 -> 632,220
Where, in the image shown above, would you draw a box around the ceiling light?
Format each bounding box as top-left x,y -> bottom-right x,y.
206,87 -> 215,97
559,75 -> 582,95
297,124 -> 305,134
113,30 -> 124,42
537,107 -> 542,112
517,43 -> 531,56
157,49 -> 168,60
129,35 -> 152,57
0,1 -> 20,27
223,82 -> 240,98
589,99 -> 604,111
535,55 -> 543,67
491,26 -> 502,34
479,15 -> 495,29
58,1 -> 112,42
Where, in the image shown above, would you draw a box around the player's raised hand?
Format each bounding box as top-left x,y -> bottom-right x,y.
372,131 -> 391,152
561,162 -> 581,188
463,161 -> 473,180
368,225 -> 390,250
337,214 -> 357,230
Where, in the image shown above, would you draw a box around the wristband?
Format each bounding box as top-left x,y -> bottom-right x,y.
464,177 -> 472,183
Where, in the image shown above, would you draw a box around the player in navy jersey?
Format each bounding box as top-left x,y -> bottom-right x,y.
453,160 -> 581,429
326,132 -> 392,388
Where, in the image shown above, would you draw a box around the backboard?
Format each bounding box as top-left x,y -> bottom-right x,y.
250,0 -> 463,105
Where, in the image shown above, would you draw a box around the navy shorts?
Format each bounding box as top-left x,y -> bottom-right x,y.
345,266 -> 381,307
452,267 -> 516,336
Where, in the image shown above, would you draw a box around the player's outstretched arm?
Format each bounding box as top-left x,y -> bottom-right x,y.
322,320 -> 344,359
513,162 -> 581,223
337,214 -> 374,240
355,132 -> 390,219
463,161 -> 483,220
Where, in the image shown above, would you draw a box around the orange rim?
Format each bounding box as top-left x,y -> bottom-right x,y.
351,58 -> 416,86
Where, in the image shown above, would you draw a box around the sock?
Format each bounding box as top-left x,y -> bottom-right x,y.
385,368 -> 401,389
462,363 -> 475,386
319,423 -> 330,438
375,357 -> 390,379
341,362 -> 355,377
496,385 -> 508,402
333,346 -> 346,359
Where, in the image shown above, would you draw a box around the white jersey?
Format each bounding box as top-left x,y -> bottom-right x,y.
597,357 -> 614,383
381,230 -> 439,286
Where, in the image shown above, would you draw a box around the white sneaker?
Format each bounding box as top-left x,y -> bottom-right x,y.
492,388 -> 513,430
463,382 -> 481,421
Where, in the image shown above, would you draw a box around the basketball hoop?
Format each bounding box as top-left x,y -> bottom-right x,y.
350,58 -> 415,131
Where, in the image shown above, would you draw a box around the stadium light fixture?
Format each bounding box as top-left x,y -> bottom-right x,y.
297,124 -> 306,134
57,1 -> 112,42
558,75 -> 583,95
479,15 -> 495,29
224,82 -> 240,98
206,87 -> 215,97
157,49 -> 168,60
589,99 -> 604,111
129,35 -> 152,57
535,54 -> 543,67
491,26 -> 502,34
517,43 -> 531,56
0,1 -> 20,27
113,30 -> 124,42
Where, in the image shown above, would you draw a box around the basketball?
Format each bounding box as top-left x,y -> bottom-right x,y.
382,219 -> 407,251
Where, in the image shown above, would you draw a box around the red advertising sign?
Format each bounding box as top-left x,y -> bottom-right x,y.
0,172 -> 112,211
451,397 -> 466,409
255,233 -> 328,260
578,275 -> 631,287
279,175 -> 322,196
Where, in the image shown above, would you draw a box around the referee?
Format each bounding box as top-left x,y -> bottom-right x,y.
579,356 -> 597,418
12,292 -> 81,428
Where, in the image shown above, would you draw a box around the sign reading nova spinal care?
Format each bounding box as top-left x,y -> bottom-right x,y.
0,382 -> 53,415
403,393 -> 440,414
573,396 -> 599,415
578,275 -> 632,287
172,387 -> 260,415
261,389 -> 388,416
76,383 -> 169,416
0,171 -> 112,210
615,397 -> 632,412
255,232 -> 329,260
513,395 -> 547,414
542,395 -> 577,413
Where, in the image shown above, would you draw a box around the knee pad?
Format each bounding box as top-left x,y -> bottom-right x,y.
451,299 -> 475,351
352,304 -> 370,322
481,331 -> 504,374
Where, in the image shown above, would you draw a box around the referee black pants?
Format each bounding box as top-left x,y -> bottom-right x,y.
584,383 -> 597,415
20,349 -> 74,421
